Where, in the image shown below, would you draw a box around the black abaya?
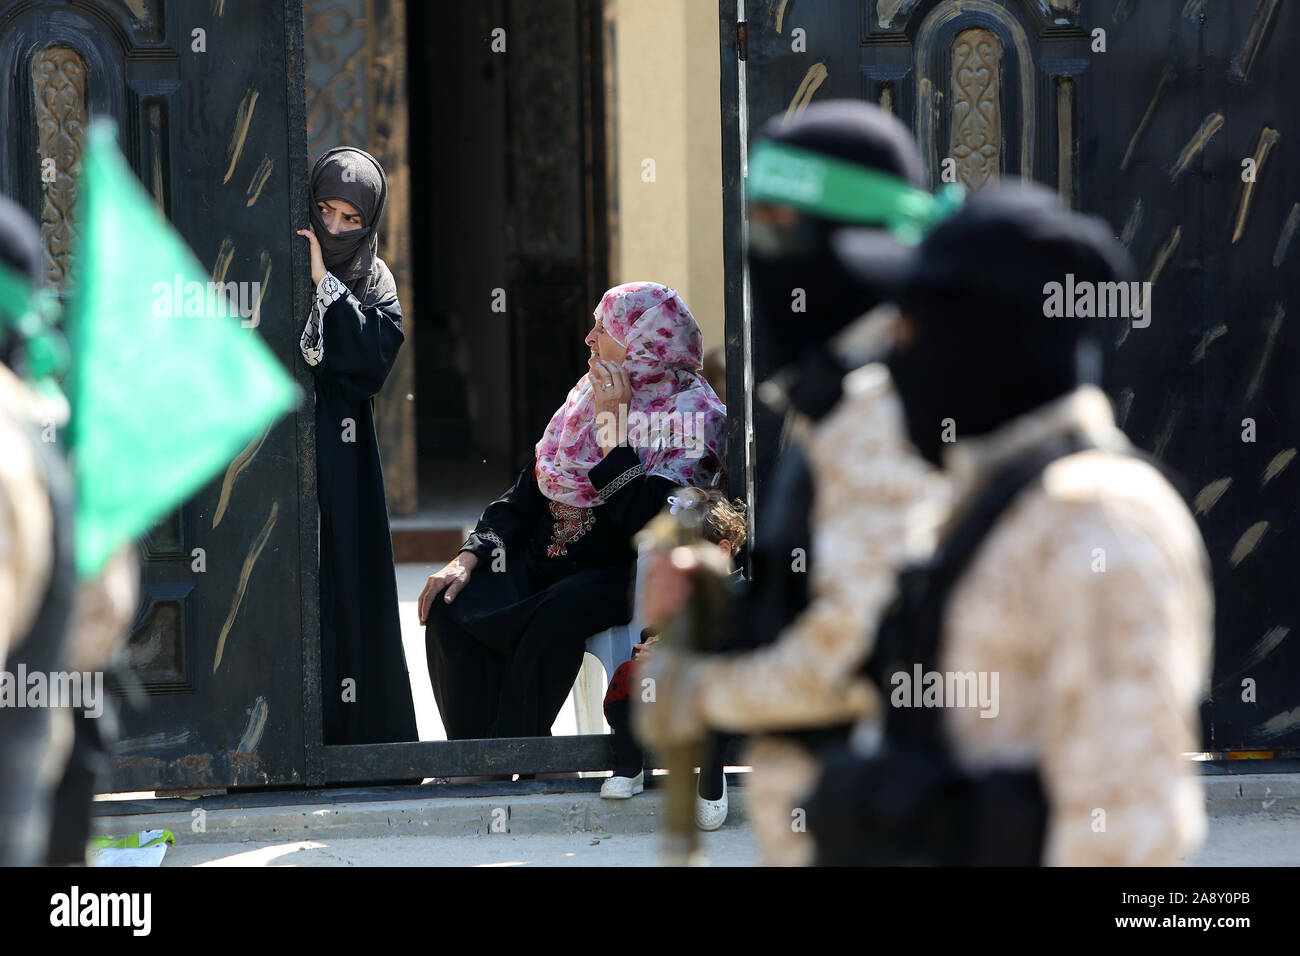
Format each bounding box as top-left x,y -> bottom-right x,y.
426,445 -> 677,739
309,276 -> 418,745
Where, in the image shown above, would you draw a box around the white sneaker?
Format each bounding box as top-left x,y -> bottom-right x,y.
695,774 -> 728,831
600,770 -> 644,799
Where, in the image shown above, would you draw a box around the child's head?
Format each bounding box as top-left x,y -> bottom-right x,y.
668,488 -> 747,558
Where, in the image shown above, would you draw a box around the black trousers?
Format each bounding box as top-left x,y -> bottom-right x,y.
45,705 -> 115,864
425,561 -> 632,739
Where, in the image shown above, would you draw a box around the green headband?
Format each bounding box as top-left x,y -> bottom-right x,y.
0,256 -> 69,398
747,140 -> 964,243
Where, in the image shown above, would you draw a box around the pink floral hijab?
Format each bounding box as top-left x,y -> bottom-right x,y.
535,282 -> 727,506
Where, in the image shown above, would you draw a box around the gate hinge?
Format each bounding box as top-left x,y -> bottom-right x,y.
736,21 -> 748,61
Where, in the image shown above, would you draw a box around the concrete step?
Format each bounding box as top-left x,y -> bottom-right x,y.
1204,773 -> 1300,814
92,785 -> 749,845
391,526 -> 467,563
90,773 -> 1298,848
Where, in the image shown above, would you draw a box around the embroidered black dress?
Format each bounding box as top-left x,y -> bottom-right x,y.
305,271 -> 419,745
425,445 -> 676,739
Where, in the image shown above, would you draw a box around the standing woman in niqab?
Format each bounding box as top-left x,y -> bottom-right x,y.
298,147 -> 418,745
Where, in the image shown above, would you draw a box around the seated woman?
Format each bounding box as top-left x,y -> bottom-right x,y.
417,282 -> 727,739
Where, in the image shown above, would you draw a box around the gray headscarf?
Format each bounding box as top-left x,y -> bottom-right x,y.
308,147 -> 397,309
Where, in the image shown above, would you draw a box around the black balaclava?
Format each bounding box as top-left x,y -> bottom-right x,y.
0,194 -> 47,372
308,147 -> 395,308
887,181 -> 1136,466
747,100 -> 928,420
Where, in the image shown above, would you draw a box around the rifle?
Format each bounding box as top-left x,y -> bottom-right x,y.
633,503 -> 733,866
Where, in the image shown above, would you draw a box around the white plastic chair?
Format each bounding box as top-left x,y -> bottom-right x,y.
572,541 -> 650,735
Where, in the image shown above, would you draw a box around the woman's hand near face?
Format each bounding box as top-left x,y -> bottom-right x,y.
296,225 -> 327,286
417,551 -> 479,625
588,358 -> 632,455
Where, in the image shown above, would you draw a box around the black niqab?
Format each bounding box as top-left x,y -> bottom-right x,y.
887,182 -> 1135,465
308,147 -> 396,308
747,101 -> 927,421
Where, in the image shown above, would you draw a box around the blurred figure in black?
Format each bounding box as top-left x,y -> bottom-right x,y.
637,101 -> 952,864
0,194 -> 139,866
0,194 -> 78,866
808,182 -> 1213,866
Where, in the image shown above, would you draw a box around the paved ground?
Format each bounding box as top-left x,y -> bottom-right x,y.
149,811 -> 1299,867
1184,812 -> 1300,866
146,811 -> 1300,867
161,827 -> 758,867
88,776 -> 1300,867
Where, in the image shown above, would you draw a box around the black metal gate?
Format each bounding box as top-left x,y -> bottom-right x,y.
0,0 -> 317,789
719,0 -> 1300,752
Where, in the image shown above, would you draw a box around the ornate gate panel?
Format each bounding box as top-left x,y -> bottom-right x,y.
0,0 -> 315,789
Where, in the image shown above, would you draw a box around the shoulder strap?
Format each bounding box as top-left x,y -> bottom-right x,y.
872,430 -> 1097,746
929,430 -> 1097,619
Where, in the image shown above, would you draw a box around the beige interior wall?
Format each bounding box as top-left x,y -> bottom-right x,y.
608,0 -> 725,356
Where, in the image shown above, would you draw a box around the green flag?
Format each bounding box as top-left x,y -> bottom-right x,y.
66,119 -> 301,579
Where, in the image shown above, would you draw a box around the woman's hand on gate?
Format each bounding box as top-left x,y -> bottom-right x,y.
296,226 -> 327,286
418,552 -> 479,624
